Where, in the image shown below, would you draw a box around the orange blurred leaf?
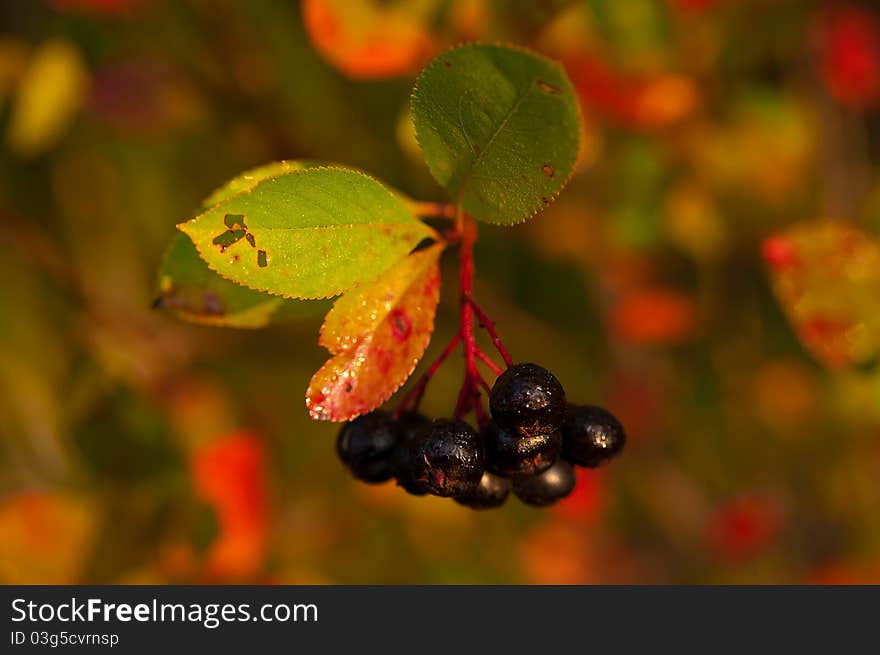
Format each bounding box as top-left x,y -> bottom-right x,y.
302,0 -> 437,79
609,288 -> 699,345
306,243 -> 443,421
0,491 -> 95,584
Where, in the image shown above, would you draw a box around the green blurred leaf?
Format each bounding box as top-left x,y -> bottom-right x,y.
412,43 -> 581,225
178,166 -> 435,299
158,234 -> 292,328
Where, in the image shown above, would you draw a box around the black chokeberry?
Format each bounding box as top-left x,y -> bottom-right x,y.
336,410 -> 399,483
490,363 -> 566,434
408,419 -> 484,497
454,471 -> 511,510
391,411 -> 431,496
562,405 -> 626,468
484,420 -> 560,477
512,460 -> 576,507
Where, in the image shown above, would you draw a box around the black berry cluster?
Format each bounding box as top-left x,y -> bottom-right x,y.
336,363 -> 625,509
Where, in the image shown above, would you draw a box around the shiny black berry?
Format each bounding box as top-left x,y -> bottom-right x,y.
408,419 -> 484,497
562,405 -> 626,468
336,410 -> 399,483
484,420 -> 560,477
512,461 -> 576,507
490,363 -> 566,433
454,471 -> 511,510
391,412 -> 431,496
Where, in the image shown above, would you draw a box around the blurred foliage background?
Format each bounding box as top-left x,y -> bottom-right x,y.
2,0 -> 880,584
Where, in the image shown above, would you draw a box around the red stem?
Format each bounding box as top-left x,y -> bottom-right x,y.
465,296 -> 514,368
393,211 -> 512,425
394,332 -> 461,418
474,347 -> 503,376
453,213 -> 482,420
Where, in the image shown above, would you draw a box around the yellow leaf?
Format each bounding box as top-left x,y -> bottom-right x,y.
7,39 -> 88,157
306,243 -> 444,421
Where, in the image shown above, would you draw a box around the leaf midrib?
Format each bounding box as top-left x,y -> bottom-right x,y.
456,81 -> 534,201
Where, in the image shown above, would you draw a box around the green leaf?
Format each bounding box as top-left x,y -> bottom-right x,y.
156,234 -> 327,328
178,166 -> 436,299
412,43 -> 581,225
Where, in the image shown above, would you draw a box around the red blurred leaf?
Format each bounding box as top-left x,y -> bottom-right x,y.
306,243 -> 443,421
553,468 -> 605,522
707,496 -> 782,561
815,5 -> 880,109
191,431 -> 269,580
562,54 -> 699,130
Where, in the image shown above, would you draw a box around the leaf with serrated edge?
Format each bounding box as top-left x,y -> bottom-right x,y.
179,166 -> 436,300
156,234 -> 328,328
202,160 -> 313,208
412,43 -> 581,225
306,243 -> 444,421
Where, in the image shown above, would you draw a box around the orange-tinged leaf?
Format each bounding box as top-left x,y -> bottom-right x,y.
306,243 -> 443,421
763,221 -> 880,368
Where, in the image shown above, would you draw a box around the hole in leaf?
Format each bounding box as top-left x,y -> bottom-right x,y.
257,250 -> 268,267
224,214 -> 246,229
246,233 -> 256,248
213,229 -> 246,251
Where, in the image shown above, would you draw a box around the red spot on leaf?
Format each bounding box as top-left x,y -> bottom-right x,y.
762,236 -> 799,270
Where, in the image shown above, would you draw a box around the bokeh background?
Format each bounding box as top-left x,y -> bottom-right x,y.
2,0 -> 880,584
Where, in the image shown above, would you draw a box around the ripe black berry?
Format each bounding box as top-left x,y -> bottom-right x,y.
490,363 -> 566,433
562,405 -> 626,468
408,419 -> 484,497
454,471 -> 511,510
484,420 -> 560,477
391,412 -> 431,496
336,410 -> 399,483
512,460 -> 576,507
